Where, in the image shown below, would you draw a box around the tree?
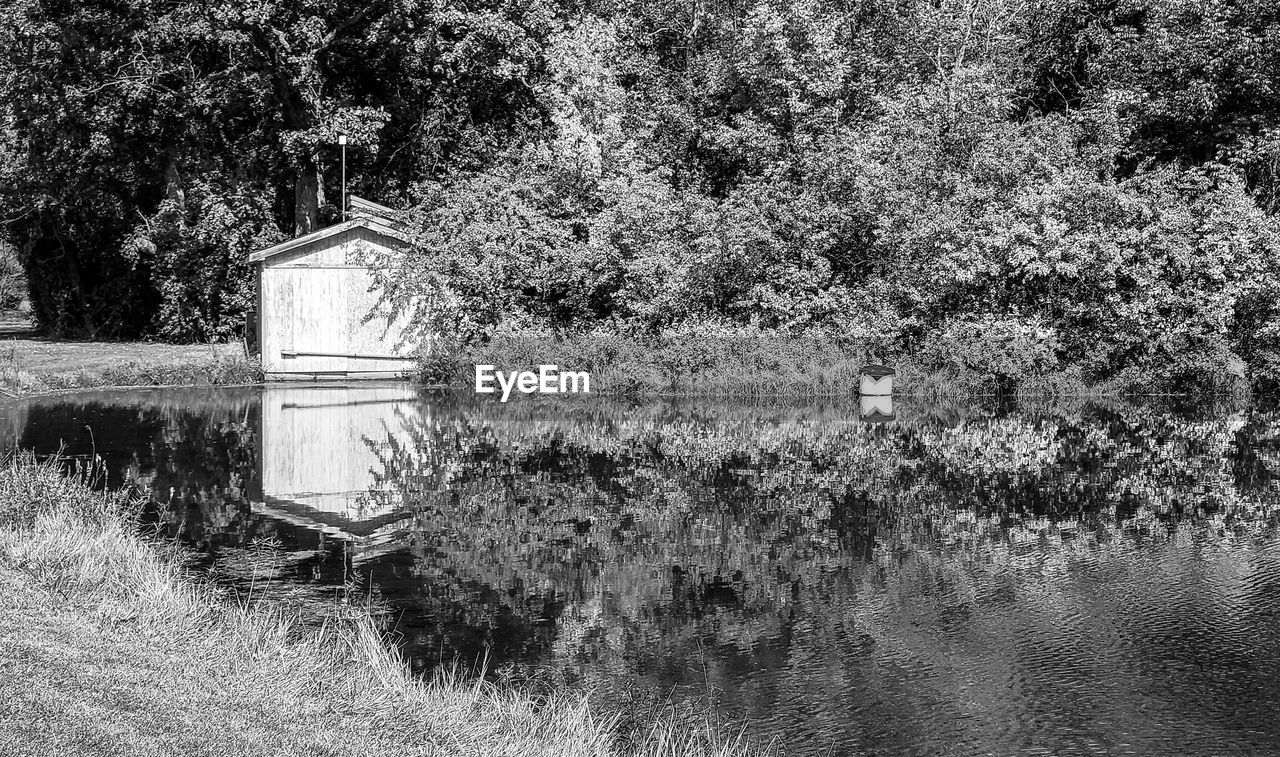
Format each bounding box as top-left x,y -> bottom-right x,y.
0,0 -> 561,337
1087,0 -> 1280,207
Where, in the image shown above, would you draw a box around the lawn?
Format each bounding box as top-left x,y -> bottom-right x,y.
0,332 -> 259,398
0,338 -> 243,373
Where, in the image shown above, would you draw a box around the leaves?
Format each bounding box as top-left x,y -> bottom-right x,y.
3,0 -> 1280,390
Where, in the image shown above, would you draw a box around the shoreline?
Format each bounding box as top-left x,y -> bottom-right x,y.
1,379 -> 1250,404
0,338 -> 262,401
0,376 -> 1255,404
0,335 -> 1266,403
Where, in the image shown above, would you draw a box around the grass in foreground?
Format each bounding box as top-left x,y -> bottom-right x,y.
0,457 -> 761,757
0,339 -> 261,398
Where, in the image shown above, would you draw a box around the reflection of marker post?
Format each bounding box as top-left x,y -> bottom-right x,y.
859,364 -> 896,422
860,393 -> 894,422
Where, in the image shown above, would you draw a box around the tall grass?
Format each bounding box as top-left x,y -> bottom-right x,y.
426,325 -> 1255,398
420,325 -> 1078,398
0,456 -> 765,757
426,324 -> 873,397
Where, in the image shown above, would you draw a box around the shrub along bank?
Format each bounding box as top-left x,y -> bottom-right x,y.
0,457 -> 758,757
418,324 -> 1255,398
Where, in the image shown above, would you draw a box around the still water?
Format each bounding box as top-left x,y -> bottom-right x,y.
4,384 -> 1280,756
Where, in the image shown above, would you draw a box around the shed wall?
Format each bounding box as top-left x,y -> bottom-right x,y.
258,226 -> 420,377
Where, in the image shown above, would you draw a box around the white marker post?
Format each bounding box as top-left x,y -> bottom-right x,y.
338,134 -> 348,221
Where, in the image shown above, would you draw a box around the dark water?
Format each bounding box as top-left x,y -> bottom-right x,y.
4,384 -> 1280,756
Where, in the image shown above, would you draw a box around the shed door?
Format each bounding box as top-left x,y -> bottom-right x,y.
279,267 -> 352,374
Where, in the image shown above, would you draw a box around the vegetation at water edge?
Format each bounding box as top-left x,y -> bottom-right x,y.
419,324 -> 1237,397
0,456 -> 762,757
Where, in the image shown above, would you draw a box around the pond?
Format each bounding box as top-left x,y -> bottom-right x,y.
4,384 -> 1280,756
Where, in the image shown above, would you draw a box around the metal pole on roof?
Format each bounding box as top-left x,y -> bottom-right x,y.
338,134 -> 348,221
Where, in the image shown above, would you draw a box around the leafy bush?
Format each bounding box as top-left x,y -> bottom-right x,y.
916,315 -> 1062,392
0,240 -> 28,313
131,180 -> 284,342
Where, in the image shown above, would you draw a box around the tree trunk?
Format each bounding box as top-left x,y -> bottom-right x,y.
164,154 -> 186,212
52,231 -> 96,338
315,158 -> 327,219
294,160 -> 320,236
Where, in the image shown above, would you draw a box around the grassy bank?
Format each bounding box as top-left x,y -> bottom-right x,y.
422,326 -> 1253,398
0,457 -> 758,757
0,339 -> 261,398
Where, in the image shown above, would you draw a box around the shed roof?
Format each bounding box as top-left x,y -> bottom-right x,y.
350,195 -> 397,219
248,196 -> 409,264
861,364 -> 896,378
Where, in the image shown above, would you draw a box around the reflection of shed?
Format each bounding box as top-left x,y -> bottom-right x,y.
859,394 -> 895,424
253,384 -> 423,557
250,197 -> 419,379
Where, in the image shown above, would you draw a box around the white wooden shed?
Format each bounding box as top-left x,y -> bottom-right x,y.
250,196 -> 420,379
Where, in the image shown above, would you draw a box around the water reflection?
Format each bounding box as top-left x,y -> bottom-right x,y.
4,386 -> 1280,756
256,385 -> 420,554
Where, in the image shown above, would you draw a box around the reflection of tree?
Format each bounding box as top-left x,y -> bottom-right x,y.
14,388 -> 264,553
346,398 -> 1280,704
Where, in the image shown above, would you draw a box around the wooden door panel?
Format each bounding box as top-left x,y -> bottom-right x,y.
275,268 -> 349,374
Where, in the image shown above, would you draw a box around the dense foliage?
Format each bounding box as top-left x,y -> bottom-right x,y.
4,0 -> 1280,389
